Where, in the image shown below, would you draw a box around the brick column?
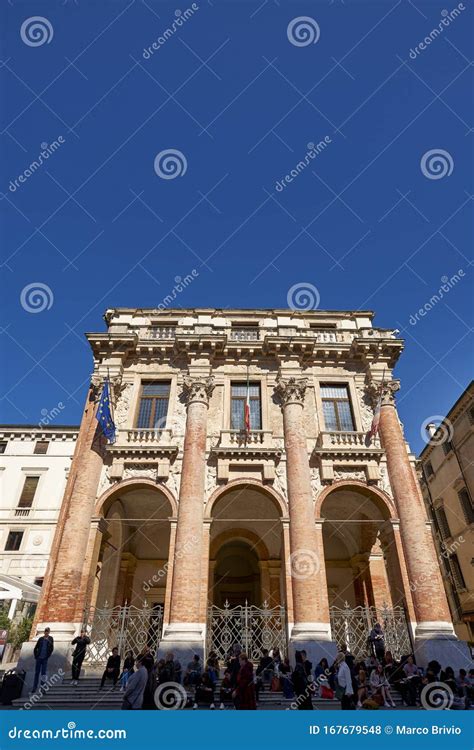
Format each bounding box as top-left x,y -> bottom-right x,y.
376,380 -> 469,665
161,375 -> 214,659
276,377 -> 336,662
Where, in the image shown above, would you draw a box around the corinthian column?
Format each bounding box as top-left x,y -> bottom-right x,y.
275,376 -> 336,662
161,375 -> 214,660
376,380 -> 469,667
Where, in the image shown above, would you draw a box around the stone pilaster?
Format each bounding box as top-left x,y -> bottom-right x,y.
160,375 -> 214,660
275,376 -> 337,663
376,379 -> 470,667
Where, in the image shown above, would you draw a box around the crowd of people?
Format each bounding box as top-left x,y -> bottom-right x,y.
91,630 -> 474,710
26,622 -> 471,710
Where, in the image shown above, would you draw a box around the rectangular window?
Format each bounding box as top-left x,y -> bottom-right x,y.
458,488 -> 474,525
435,506 -> 451,539
425,461 -> 434,478
320,384 -> 355,431
136,382 -> 171,429
231,383 -> 262,431
18,476 -> 40,509
5,531 -> 23,552
0,441 -> 6,454
449,554 -> 466,590
34,441 -> 49,455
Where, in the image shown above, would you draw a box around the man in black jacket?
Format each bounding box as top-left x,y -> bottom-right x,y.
32,627 -> 54,692
71,630 -> 91,685
100,648 -> 121,689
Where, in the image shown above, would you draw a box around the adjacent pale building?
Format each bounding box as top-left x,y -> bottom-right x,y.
419,381 -> 474,643
0,426 -> 78,621
15,308 -> 470,686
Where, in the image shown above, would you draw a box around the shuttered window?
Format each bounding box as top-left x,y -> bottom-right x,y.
435,505 -> 451,539
231,383 -> 262,430
458,488 -> 474,525
321,384 -> 355,431
18,476 -> 40,509
449,554 -> 466,590
5,531 -> 23,551
136,382 -> 171,429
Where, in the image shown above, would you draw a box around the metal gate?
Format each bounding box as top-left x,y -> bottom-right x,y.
207,600 -> 287,662
329,602 -> 412,661
82,604 -> 164,666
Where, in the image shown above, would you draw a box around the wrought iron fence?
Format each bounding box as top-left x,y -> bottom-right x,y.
329,602 -> 412,661
82,604 -> 163,666
207,600 -> 287,662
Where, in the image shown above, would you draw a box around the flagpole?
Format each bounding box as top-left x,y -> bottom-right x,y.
106,367 -> 115,425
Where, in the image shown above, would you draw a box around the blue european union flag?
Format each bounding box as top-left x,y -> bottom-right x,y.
96,379 -> 116,443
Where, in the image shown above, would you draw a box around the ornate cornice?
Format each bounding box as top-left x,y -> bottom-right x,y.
182,375 -> 215,407
274,376 -> 308,407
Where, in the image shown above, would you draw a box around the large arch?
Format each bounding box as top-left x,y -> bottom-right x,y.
205,478 -> 288,520
95,477 -> 178,518
315,479 -> 397,520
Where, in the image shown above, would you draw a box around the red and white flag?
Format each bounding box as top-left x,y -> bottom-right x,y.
368,399 -> 381,440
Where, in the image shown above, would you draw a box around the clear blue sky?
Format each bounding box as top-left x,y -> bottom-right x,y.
1,0 -> 472,454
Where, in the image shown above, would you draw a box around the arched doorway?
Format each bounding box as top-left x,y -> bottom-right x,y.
84,480 -> 176,664
213,540 -> 261,607
318,482 -> 413,659
205,482 -> 289,660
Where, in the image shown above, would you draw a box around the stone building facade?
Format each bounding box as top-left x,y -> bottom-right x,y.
418,381 -> 474,643
0,426 -> 77,621
17,308 -> 470,682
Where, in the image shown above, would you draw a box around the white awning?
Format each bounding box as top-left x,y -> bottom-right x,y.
0,574 -> 41,604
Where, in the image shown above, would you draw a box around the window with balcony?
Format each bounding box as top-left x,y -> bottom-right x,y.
449,554 -> 466,590
231,383 -> 262,431
34,440 -> 49,455
320,384 -> 355,431
5,531 -> 24,551
136,381 -> 171,429
17,476 -> 40,514
458,488 -> 474,525
230,324 -> 259,341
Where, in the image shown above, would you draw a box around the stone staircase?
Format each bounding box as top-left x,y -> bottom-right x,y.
10,674 -> 409,711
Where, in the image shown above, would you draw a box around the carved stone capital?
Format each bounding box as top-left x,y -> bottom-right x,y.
368,378 -> 400,407
182,375 -> 215,407
275,376 -> 308,407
